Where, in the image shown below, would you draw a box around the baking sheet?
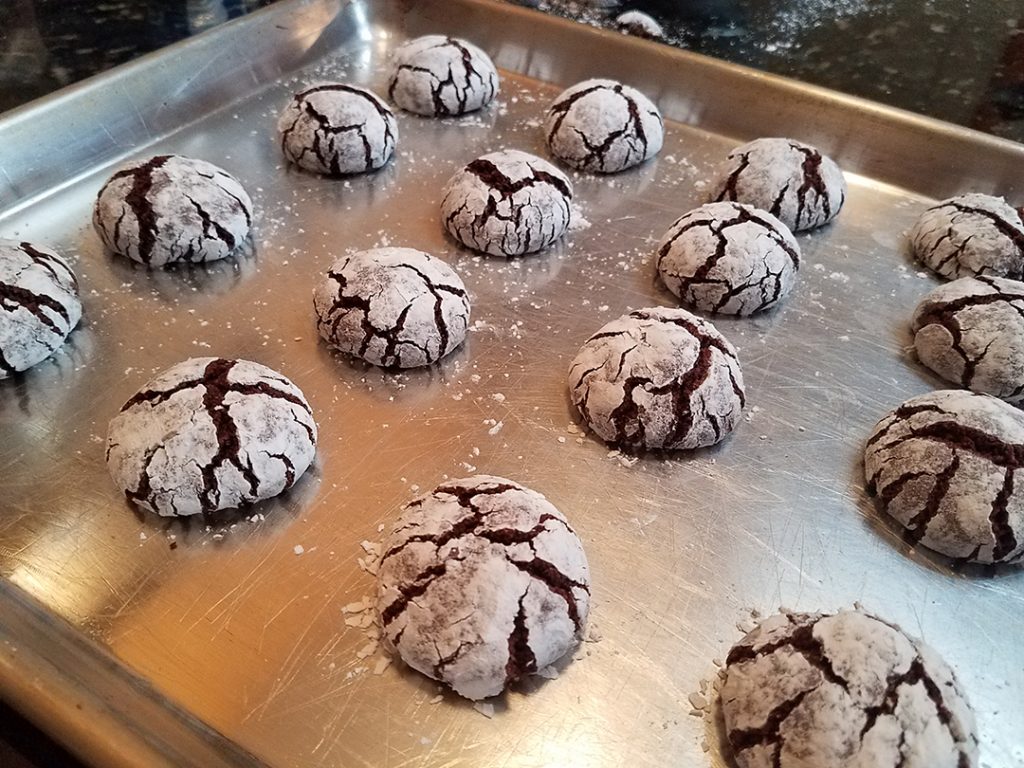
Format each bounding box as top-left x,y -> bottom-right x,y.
1,0 -> 1022,766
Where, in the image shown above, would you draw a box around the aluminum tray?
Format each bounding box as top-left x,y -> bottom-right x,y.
1,1 -> 1022,766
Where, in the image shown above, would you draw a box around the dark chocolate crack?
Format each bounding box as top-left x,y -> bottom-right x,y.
0,277 -> 71,333
790,142 -> 831,228
505,591 -> 537,683
18,242 -> 77,291
935,200 -> 1024,278
507,555 -> 588,632
97,155 -> 171,264
714,151 -> 751,203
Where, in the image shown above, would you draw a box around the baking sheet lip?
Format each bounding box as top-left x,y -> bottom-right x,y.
0,577 -> 270,768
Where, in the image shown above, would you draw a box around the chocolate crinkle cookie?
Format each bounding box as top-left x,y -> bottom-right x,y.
912,275 -> 1024,401
388,35 -> 499,117
568,307 -> 745,450
722,610 -> 978,768
544,78 -> 663,173
313,247 -> 470,369
376,475 -> 591,700
0,240 -> 81,378
864,389 -> 1024,564
656,201 -> 800,315
615,11 -> 664,39
441,149 -> 573,257
93,155 -> 253,267
278,84 -> 397,176
106,358 -> 317,517
710,137 -> 846,232
910,193 -> 1024,281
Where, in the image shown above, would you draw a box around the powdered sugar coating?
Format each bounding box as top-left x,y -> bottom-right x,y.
656,201 -> 801,315
910,193 -> 1024,280
441,149 -> 573,257
377,475 -> 591,700
387,35 -> 498,117
277,84 -> 397,176
913,275 -> 1024,401
722,610 -> 978,768
0,240 -> 81,378
568,307 -> 745,450
544,78 -> 664,173
313,247 -> 470,368
106,358 -> 317,517
864,389 -> 1024,564
710,137 -> 847,232
93,155 -> 253,267
615,11 -> 664,39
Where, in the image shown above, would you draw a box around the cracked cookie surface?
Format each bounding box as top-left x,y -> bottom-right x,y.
910,193 -> 1024,280
567,307 -> 745,450
656,201 -> 800,315
440,149 -> 573,257
376,474 -> 591,700
544,78 -> 663,173
864,389 -> 1024,564
278,84 -> 397,176
912,275 -> 1024,401
388,35 -> 498,117
722,610 -> 978,768
93,155 -> 253,267
710,137 -> 846,232
0,240 -> 82,378
313,247 -> 470,369
106,357 -> 317,517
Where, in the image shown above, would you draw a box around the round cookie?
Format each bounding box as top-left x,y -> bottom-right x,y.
106,357 -> 317,517
376,475 -> 591,700
313,247 -> 470,369
864,389 -> 1024,564
615,11 -> 665,39
710,137 -> 847,232
278,84 -> 397,176
655,201 -> 800,315
93,155 -> 253,267
721,610 -> 978,768
567,307 -> 745,450
387,35 -> 498,117
910,193 -> 1024,280
544,78 -> 664,173
0,240 -> 81,378
912,275 -> 1024,401
440,149 -> 573,257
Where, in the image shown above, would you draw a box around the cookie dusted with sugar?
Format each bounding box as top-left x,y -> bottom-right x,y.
93,155 -> 253,267
377,475 -> 591,700
0,240 -> 81,378
721,610 -> 978,768
278,84 -> 397,176
656,201 -> 800,315
544,79 -> 663,173
568,307 -> 745,450
910,193 -> 1024,280
710,137 -> 846,232
912,276 -> 1024,401
106,358 -> 317,517
313,247 -> 470,369
388,35 -> 498,117
864,389 -> 1024,564
441,149 -> 573,257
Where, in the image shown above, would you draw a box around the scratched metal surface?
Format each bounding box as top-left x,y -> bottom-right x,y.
0,1 -> 1022,766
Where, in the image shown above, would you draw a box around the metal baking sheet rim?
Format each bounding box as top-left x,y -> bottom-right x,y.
0,1 -> 1022,767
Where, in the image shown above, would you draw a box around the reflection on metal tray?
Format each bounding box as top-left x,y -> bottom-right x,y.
1,0 -> 1022,766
